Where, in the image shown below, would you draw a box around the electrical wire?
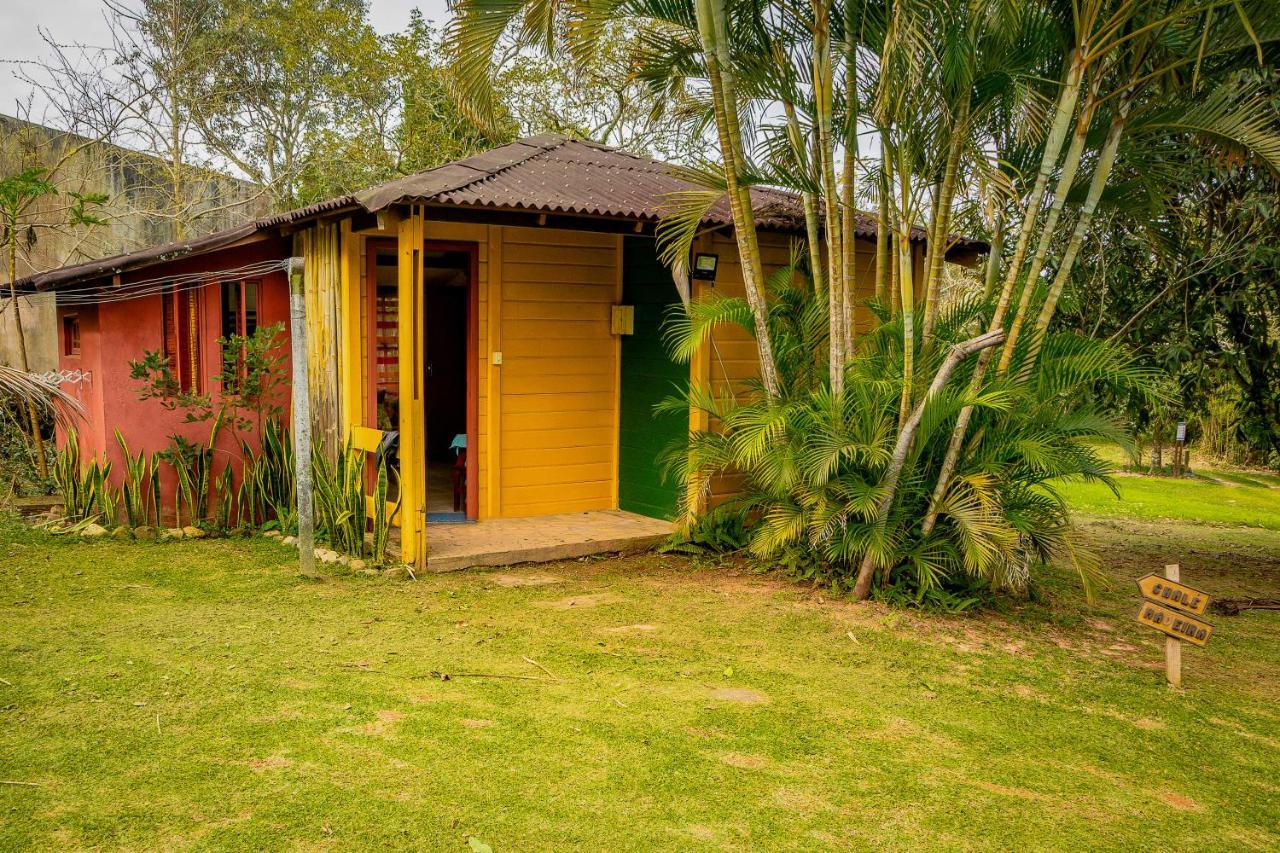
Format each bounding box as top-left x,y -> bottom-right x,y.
48,259 -> 291,307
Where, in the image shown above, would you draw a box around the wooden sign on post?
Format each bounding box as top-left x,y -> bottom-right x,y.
1136,600 -> 1213,647
1135,564 -> 1213,688
1135,573 -> 1211,616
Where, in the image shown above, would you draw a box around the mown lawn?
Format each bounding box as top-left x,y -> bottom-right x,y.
1055,469 -> 1280,530
1,498 -> 1278,849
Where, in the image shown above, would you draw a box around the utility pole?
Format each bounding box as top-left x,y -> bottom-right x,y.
288,257 -> 317,578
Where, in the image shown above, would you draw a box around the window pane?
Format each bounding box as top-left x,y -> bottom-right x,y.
244,281 -> 258,337
162,289 -> 177,361
63,316 -> 80,356
221,281 -> 240,339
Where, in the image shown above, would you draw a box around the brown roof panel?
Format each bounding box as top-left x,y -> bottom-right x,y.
19,133 -> 984,291
15,222 -> 261,292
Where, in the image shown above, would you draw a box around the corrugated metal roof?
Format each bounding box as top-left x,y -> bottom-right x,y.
19,133 -> 983,291
359,135 -> 941,242
15,222 -> 263,291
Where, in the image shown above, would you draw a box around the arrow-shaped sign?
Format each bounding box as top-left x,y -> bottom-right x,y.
1137,600 -> 1213,648
1136,573 -> 1211,616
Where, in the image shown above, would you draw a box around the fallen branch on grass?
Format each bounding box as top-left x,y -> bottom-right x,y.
1211,598 -> 1280,616
421,671 -> 551,682
522,656 -> 561,681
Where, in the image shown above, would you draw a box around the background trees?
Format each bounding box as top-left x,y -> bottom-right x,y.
12,0 -> 716,212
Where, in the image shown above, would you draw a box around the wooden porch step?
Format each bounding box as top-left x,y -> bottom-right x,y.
423,509 -> 674,573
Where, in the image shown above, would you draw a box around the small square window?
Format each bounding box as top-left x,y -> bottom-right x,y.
63,316 -> 81,356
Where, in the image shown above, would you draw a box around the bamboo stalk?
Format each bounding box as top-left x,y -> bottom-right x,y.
812,0 -> 845,396
782,100 -> 825,298
989,49 -> 1086,333
875,162 -> 891,307
1024,107 -> 1129,374
839,18 -> 859,360
896,159 -> 915,427
920,49 -> 1087,535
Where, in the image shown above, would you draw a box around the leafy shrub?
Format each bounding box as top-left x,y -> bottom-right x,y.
662,259 -> 1155,602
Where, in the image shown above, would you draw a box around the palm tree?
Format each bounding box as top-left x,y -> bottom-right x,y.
924,0 -> 1280,537
0,366 -> 82,429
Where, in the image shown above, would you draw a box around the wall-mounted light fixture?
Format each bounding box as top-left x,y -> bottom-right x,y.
692,252 -> 719,282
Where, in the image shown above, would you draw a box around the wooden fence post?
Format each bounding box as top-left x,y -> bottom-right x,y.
1165,563 -> 1182,688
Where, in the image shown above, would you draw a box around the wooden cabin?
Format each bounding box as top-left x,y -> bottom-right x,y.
18,135 -> 985,569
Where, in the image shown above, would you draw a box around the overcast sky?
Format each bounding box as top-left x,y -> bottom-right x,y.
0,0 -> 453,118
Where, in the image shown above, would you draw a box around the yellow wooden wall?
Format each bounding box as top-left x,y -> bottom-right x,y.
326,213 -> 923,553
334,216 -> 623,532
491,226 -> 620,516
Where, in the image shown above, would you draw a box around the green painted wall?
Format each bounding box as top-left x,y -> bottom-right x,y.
618,237 -> 687,519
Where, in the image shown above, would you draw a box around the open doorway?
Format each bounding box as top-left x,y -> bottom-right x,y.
424,244 -> 476,521
365,239 -> 477,523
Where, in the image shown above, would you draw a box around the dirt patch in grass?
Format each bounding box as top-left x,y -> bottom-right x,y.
773,787 -> 837,814
488,573 -> 563,588
708,687 -> 770,704
685,726 -> 729,740
1159,792 -> 1202,811
536,592 -> 619,610
967,780 -> 1053,802
717,751 -> 768,769
360,710 -> 406,735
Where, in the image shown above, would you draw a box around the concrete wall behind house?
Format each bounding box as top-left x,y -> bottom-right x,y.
1,115 -> 268,372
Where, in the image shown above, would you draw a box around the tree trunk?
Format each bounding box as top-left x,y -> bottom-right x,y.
989,49 -> 1085,332
693,0 -> 781,398
895,161 -> 915,428
839,19 -> 858,361
875,165 -> 891,308
7,237 -> 47,480
921,96 -> 969,345
1025,109 -> 1128,372
919,50 -> 1085,534
812,0 -> 845,396
998,76 -> 1102,373
982,210 -> 1004,302
783,100 -> 825,299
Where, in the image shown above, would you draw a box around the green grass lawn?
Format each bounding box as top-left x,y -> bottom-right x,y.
1055,471 -> 1280,530
2,508 -> 1278,851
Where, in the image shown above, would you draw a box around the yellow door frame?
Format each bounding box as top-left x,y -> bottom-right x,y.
397,206 -> 428,566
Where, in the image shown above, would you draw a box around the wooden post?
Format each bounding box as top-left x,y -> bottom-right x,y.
289,257 -> 317,578
1165,563 -> 1182,688
396,207 -> 428,566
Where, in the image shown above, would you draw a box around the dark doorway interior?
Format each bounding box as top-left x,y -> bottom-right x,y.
424,248 -> 472,520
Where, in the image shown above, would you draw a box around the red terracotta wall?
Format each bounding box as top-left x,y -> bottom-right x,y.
55,305 -> 105,457
55,238 -> 292,525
